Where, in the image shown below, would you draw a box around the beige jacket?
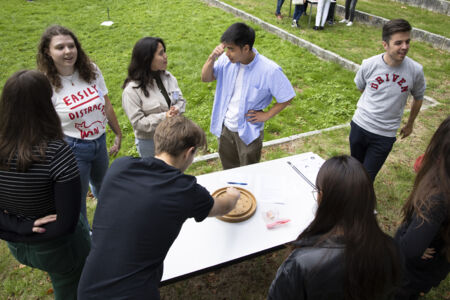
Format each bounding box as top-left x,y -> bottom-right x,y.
122,71 -> 186,139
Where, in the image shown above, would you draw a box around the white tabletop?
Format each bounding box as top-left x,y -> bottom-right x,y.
162,152 -> 324,282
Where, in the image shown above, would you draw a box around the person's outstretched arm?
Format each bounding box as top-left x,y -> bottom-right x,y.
208,187 -> 240,217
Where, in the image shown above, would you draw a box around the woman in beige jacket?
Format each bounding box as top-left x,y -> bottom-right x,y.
122,37 -> 186,157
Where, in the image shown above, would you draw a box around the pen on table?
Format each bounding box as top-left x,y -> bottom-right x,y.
227,182 -> 248,185
260,201 -> 286,205
287,161 -> 316,189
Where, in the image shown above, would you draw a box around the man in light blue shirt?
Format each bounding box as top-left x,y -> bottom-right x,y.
202,23 -> 296,169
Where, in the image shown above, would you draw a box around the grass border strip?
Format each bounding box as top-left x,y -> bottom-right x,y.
193,95 -> 440,163
334,5 -> 450,51
391,0 -> 450,15
201,0 -> 360,72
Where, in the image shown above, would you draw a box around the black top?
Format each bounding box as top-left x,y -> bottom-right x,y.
268,236 -> 399,300
0,140 -> 81,242
268,236 -> 346,300
78,156 -> 214,300
395,194 -> 450,294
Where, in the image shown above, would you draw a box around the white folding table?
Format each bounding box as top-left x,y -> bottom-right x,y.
161,152 -> 324,284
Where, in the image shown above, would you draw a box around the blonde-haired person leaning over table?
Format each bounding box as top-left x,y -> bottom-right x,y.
122,37 -> 186,158
37,25 -> 122,225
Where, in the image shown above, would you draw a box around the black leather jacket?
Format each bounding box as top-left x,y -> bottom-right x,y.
268,236 -> 346,300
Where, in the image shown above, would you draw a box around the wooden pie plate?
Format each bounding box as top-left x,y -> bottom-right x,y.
212,187 -> 257,223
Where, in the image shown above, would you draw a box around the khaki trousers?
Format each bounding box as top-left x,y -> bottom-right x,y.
218,126 -> 264,170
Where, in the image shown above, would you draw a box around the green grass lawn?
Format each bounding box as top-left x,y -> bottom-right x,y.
0,0 -> 359,156
222,0 -> 449,105
0,0 -> 449,299
336,0 -> 450,38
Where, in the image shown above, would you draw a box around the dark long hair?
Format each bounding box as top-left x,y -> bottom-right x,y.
0,70 -> 64,171
297,155 -> 401,300
37,25 -> 96,90
122,37 -> 166,97
402,116 -> 450,261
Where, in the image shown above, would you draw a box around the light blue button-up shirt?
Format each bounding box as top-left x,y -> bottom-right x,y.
211,48 -> 296,145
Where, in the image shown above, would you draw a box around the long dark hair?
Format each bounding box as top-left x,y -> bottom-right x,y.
122,37 -> 166,97
0,70 -> 64,171
297,155 -> 401,300
402,116 -> 450,261
37,25 -> 96,90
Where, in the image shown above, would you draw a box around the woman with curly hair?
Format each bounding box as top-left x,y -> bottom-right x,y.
37,25 -> 122,222
395,116 -> 450,300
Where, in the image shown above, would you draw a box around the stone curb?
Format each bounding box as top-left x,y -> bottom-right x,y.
194,99 -> 439,163
193,96 -> 440,163
335,5 -> 450,51
392,0 -> 450,15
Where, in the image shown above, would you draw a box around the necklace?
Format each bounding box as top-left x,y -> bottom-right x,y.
61,73 -> 75,86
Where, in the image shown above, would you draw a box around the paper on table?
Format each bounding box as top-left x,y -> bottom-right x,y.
288,154 -> 324,188
258,187 -> 286,205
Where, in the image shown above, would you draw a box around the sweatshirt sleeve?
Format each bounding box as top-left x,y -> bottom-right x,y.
122,84 -> 166,135
395,195 -> 447,260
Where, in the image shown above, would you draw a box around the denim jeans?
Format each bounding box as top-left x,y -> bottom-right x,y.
344,0 -> 358,21
7,216 -> 91,300
135,138 -> 155,158
293,4 -> 305,22
64,134 -> 109,222
349,121 -> 396,181
276,0 -> 285,14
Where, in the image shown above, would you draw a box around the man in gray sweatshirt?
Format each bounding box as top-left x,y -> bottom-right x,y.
349,19 -> 426,181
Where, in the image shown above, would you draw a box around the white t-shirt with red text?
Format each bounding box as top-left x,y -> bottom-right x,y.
52,65 -> 108,140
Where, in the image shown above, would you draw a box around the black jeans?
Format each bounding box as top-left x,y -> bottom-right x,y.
344,0 -> 358,21
349,121 -> 396,181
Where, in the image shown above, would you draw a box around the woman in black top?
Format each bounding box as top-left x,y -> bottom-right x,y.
0,70 -> 90,300
395,116 -> 450,300
269,155 -> 401,300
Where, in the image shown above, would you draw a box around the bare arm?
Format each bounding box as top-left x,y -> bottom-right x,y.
208,187 -> 240,217
104,94 -> 122,156
400,98 -> 423,139
246,99 -> 292,123
201,44 -> 224,82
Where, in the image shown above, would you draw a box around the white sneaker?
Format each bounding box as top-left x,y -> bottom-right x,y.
339,19 -> 348,23
291,20 -> 298,27
346,21 -> 353,26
